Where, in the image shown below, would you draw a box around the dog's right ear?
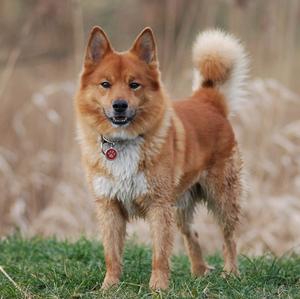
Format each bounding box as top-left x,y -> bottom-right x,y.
85,26 -> 112,65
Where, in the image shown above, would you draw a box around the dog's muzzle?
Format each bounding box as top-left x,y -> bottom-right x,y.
105,99 -> 136,126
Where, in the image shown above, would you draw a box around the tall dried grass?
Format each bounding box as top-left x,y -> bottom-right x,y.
0,0 -> 300,255
1,73 -> 299,255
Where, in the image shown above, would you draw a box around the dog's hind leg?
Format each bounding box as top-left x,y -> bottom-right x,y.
176,191 -> 212,276
212,198 -> 240,275
203,150 -> 242,275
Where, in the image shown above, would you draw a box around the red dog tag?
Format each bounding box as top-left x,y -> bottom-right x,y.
105,148 -> 117,160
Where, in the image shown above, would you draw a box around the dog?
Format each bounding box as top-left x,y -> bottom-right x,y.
75,26 -> 248,290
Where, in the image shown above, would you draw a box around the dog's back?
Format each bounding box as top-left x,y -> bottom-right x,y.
172,30 -> 248,194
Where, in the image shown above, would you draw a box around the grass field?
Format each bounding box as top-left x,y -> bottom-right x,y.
0,236 -> 299,298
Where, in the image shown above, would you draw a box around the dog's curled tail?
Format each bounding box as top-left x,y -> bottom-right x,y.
192,29 -> 249,113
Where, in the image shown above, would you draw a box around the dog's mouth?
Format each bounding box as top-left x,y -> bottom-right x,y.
110,115 -> 132,126
104,108 -> 136,127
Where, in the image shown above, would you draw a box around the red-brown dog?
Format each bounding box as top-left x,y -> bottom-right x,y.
75,27 -> 248,290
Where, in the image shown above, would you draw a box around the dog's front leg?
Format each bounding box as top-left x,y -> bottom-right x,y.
147,203 -> 175,290
96,199 -> 126,290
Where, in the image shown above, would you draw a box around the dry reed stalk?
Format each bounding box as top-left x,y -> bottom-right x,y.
0,2 -> 40,101
0,266 -> 32,298
72,0 -> 85,74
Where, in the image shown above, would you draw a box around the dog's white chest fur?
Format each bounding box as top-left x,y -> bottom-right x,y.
92,138 -> 148,212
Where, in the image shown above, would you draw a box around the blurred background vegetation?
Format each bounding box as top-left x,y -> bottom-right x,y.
1,0 -> 300,255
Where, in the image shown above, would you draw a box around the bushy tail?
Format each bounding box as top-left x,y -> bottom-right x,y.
192,29 -> 249,114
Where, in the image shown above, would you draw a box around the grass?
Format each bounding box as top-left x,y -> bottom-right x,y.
0,236 -> 300,298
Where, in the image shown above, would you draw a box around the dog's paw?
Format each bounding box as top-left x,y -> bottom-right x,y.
192,264 -> 215,277
149,271 -> 169,291
101,275 -> 119,290
221,266 -> 240,278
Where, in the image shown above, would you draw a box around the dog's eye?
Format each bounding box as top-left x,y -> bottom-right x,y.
129,82 -> 141,90
100,81 -> 111,89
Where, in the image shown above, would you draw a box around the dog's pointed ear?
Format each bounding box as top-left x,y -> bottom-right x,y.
85,26 -> 112,65
130,27 -> 157,64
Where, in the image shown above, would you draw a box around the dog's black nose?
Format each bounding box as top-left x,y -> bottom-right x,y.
112,99 -> 128,113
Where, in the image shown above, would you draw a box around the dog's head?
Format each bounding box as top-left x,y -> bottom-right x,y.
76,27 -> 166,139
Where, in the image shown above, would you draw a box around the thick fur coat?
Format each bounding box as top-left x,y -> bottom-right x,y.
75,27 -> 248,290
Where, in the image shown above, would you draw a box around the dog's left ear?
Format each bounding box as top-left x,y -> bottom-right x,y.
130,27 -> 157,64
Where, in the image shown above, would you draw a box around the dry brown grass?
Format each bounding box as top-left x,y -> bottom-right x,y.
1,0 -> 300,255
1,74 -> 299,255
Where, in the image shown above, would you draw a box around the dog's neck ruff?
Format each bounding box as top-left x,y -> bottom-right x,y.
98,135 -> 143,160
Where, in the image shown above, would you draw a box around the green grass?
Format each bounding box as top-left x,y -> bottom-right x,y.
0,236 -> 299,298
